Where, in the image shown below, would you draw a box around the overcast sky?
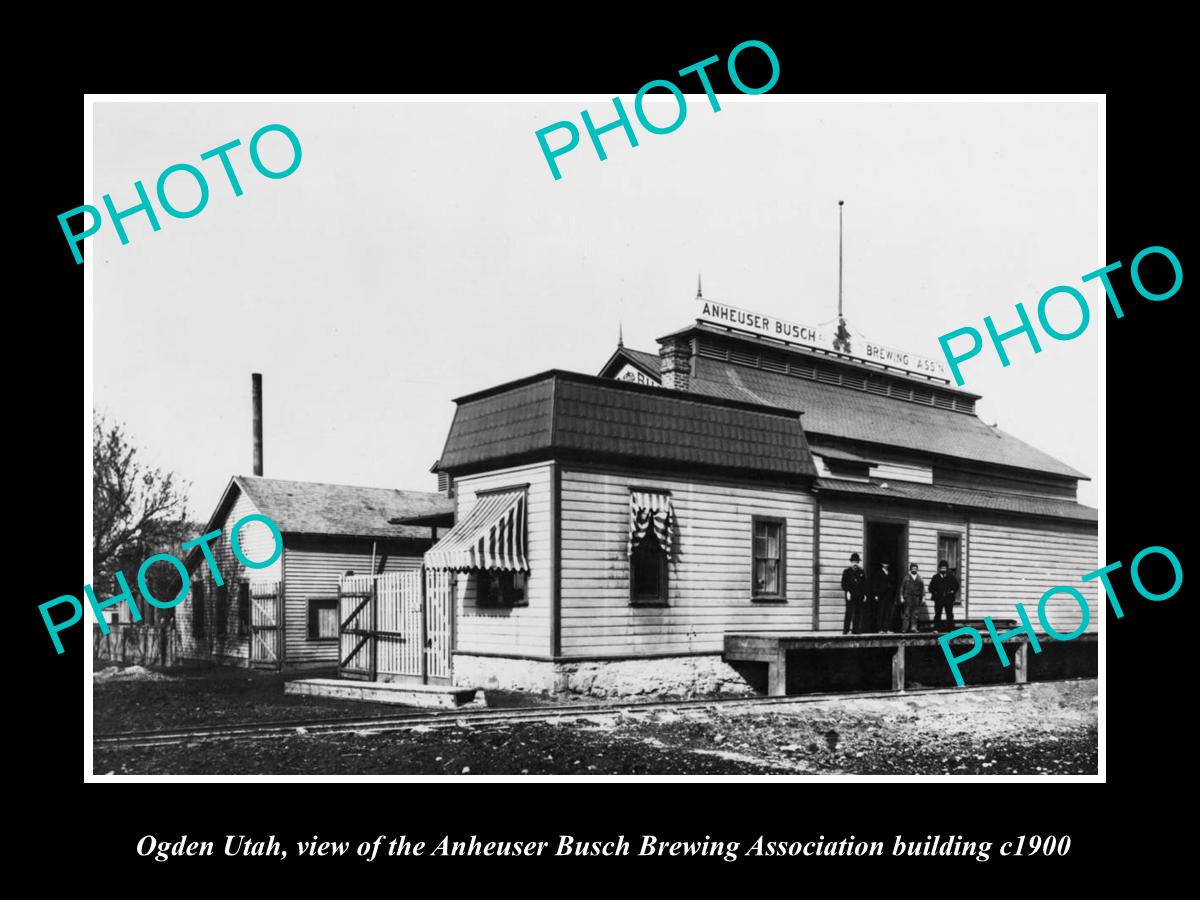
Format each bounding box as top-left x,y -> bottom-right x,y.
93,99 -> 1099,517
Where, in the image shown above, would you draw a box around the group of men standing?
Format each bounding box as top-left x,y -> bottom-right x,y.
840,552 -> 959,634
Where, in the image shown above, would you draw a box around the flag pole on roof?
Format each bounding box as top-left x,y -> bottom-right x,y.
833,200 -> 852,354
696,273 -> 703,300
837,200 -> 844,318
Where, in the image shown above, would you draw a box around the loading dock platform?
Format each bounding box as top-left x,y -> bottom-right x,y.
724,626 -> 1080,695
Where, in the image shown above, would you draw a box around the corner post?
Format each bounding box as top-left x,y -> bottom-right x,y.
768,648 -> 788,697
369,578 -> 378,682
892,642 -> 906,691
420,569 -> 429,684
1014,639 -> 1029,684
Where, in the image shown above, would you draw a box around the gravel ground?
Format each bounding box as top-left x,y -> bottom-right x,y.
93,665 -> 409,732
93,664 -> 583,735
94,678 -> 1097,776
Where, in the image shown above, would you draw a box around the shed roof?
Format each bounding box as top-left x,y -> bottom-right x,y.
208,476 -> 454,540
438,370 -> 817,479
689,357 -> 1086,479
807,442 -> 881,465
815,477 -> 1098,522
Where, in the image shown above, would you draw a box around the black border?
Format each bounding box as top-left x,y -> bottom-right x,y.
21,24 -> 1191,885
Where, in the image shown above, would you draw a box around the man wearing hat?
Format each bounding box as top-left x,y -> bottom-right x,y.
899,562 -> 925,633
841,552 -> 868,634
871,559 -> 896,632
929,560 -> 960,630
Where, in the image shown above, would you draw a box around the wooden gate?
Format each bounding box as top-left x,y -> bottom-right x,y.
337,569 -> 452,683
338,575 -> 375,678
249,580 -> 282,668
424,568 -> 453,681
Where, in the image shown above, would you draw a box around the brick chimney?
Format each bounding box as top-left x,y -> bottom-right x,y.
659,336 -> 692,391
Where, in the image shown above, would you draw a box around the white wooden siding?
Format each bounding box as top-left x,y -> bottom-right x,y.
819,500 -> 1097,635
283,540 -> 426,666
820,500 -> 1053,631
818,508 -> 863,632
559,469 -> 815,655
452,463 -> 553,657
869,462 -> 934,484
907,513 -> 970,625
968,519 -> 1099,635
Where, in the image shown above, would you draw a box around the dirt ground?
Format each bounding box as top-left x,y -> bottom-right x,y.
92,664 -> 577,734
93,672 -> 1097,776
94,665 -> 405,732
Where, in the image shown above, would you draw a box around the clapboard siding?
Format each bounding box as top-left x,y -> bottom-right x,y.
818,508 -> 863,632
559,468 -> 815,655
907,514 -> 969,626
282,537 -> 430,665
968,519 -> 1099,634
869,462 -> 933,484
453,463 -> 553,657
177,488 -> 281,663
819,501 -> 972,630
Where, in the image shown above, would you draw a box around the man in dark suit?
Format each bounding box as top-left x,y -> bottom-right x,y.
870,560 -> 896,632
841,552 -> 867,634
929,560 -> 960,630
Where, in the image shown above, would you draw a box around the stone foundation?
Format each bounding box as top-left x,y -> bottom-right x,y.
453,655 -> 559,694
453,653 -> 758,699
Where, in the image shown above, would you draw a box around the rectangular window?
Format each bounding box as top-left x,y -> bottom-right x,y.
752,516 -> 787,601
215,584 -> 228,637
237,580 -> 250,635
630,531 -> 669,606
307,598 -> 339,640
937,532 -> 962,575
476,571 -> 528,607
192,580 -> 206,635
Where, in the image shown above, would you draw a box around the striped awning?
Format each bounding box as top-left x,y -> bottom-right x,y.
629,490 -> 674,561
425,489 -> 528,572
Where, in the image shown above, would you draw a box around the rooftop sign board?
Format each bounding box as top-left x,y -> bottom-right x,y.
697,300 -> 951,382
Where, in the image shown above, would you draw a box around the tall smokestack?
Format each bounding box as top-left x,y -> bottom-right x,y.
252,373 -> 263,476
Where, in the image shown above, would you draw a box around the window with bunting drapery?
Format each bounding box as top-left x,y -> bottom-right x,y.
629,489 -> 673,605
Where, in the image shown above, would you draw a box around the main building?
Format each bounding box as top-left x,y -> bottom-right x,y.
420,313 -> 1097,696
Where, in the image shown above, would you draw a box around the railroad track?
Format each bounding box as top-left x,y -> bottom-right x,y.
94,682 -> 1027,749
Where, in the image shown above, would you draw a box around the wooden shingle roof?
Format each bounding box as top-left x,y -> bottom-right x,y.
223,476 -> 453,539
622,348 -> 661,375
437,371 -> 817,480
689,358 -> 1086,479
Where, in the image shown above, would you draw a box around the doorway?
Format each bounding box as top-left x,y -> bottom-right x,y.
866,521 -> 906,572
865,521 -> 907,632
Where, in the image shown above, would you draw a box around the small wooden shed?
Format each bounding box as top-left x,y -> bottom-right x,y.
177,475 -> 452,670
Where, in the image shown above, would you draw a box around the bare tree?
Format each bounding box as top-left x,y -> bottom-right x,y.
93,414 -> 191,605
